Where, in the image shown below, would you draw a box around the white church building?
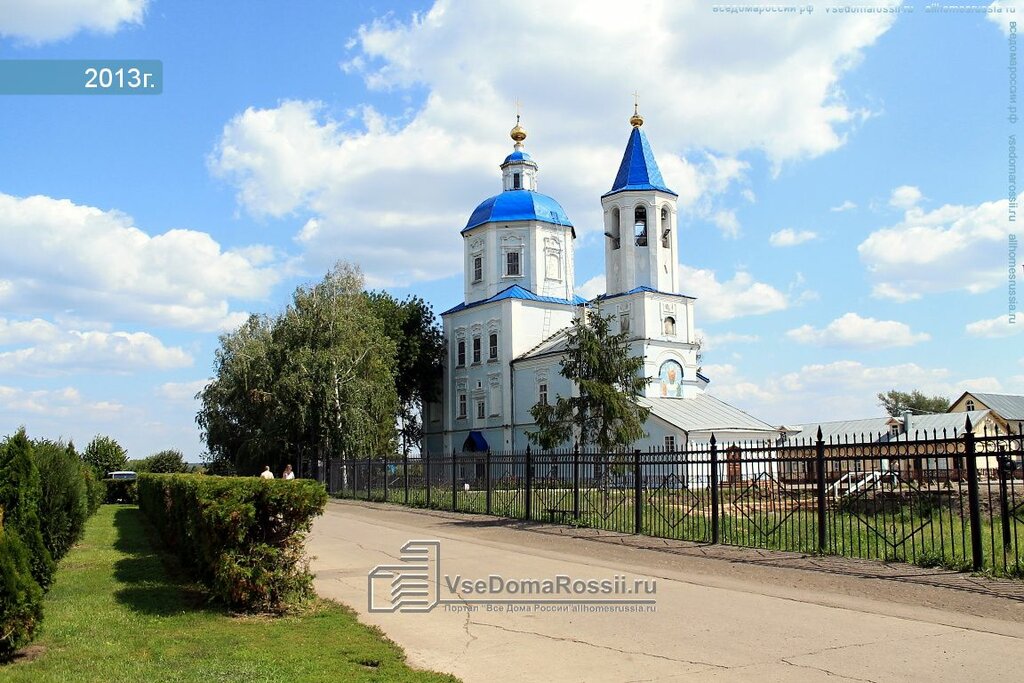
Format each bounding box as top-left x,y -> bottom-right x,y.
422,108 -> 776,456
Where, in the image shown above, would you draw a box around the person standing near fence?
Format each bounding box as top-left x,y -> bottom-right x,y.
282,464 -> 295,480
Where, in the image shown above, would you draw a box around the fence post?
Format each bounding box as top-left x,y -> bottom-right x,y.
710,435 -> 719,544
525,445 -> 533,521
816,427 -> 826,554
573,443 -> 580,519
633,449 -> 642,534
998,448 -> 1012,547
485,449 -> 492,515
350,457 -> 356,499
366,454 -> 372,501
426,452 -> 432,508
452,448 -> 457,512
964,416 -> 984,571
404,449 -> 409,505
383,456 -> 389,502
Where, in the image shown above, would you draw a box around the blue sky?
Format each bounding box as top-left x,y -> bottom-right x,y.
1,0 -> 1021,461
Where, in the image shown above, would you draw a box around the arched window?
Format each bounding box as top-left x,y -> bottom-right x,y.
663,316 -> 676,336
966,399 -> 975,412
661,207 -> 670,248
634,206 -> 648,246
606,207 -> 621,250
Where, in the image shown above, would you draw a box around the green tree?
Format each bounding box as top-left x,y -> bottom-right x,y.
197,314 -> 277,474
528,311 -> 650,452
199,262 -> 400,475
877,389 -> 950,417
81,435 -> 128,477
32,439 -> 88,562
136,449 -> 191,473
0,429 -> 55,591
364,292 -> 444,458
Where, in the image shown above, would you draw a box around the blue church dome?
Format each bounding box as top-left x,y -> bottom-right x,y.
463,190 -> 573,232
501,149 -> 535,165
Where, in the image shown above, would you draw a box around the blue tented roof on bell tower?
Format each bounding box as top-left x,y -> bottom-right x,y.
602,126 -> 677,198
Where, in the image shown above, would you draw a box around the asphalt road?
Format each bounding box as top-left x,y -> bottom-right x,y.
309,500 -> 1024,682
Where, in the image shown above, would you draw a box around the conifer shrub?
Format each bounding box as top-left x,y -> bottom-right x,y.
138,473 -> 327,612
0,430 -> 55,592
33,439 -> 89,562
0,512 -> 43,660
82,467 -> 104,515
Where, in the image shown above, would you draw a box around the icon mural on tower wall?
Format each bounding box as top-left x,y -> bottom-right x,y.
659,360 -> 683,397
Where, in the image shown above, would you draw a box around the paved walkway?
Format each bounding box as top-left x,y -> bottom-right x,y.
309,500 -> 1024,682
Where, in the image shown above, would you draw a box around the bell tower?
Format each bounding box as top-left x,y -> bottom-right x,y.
601,104 -> 679,295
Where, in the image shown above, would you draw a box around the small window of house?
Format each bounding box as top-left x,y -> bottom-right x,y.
473,256 -> 482,283
890,424 -> 900,437
457,340 -> 466,367
620,312 -> 630,334
661,207 -> 670,248
489,332 -> 498,360
472,337 -> 481,364
538,383 -> 548,406
476,400 -> 486,420
513,172 -> 521,189
966,399 -> 975,411
663,316 -> 676,336
458,394 -> 467,419
664,435 -> 676,452
506,251 -> 521,277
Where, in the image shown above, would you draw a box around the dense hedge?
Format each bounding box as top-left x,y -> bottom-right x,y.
1,430 -> 103,660
34,440 -> 89,563
0,512 -> 43,659
82,468 -> 104,516
0,431 -> 55,592
103,478 -> 138,504
138,474 -> 327,612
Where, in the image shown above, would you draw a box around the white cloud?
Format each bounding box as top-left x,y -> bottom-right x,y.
889,185 -> 922,209
712,210 -> 741,239
211,1 -> 895,285
346,1 -> 891,163
680,265 -> 788,322
987,1 -> 1023,36
576,275 -> 607,301
830,200 -> 856,212
707,360 -> 960,425
575,266 -> 787,322
0,325 -> 192,375
965,315 -> 1023,338
0,318 -> 61,345
0,0 -> 146,44
698,331 -> 759,351
858,198 -> 1007,301
787,312 -> 930,348
0,384 -> 123,419
157,379 -> 210,402
0,193 -> 279,331
769,228 -> 818,247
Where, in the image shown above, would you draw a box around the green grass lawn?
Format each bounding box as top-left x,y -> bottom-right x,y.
2,505 -> 458,683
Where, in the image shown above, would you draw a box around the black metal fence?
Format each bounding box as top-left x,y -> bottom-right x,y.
327,418 -> 1024,577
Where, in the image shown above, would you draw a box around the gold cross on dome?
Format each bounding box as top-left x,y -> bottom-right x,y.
515,97 -> 521,124
632,90 -> 639,114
